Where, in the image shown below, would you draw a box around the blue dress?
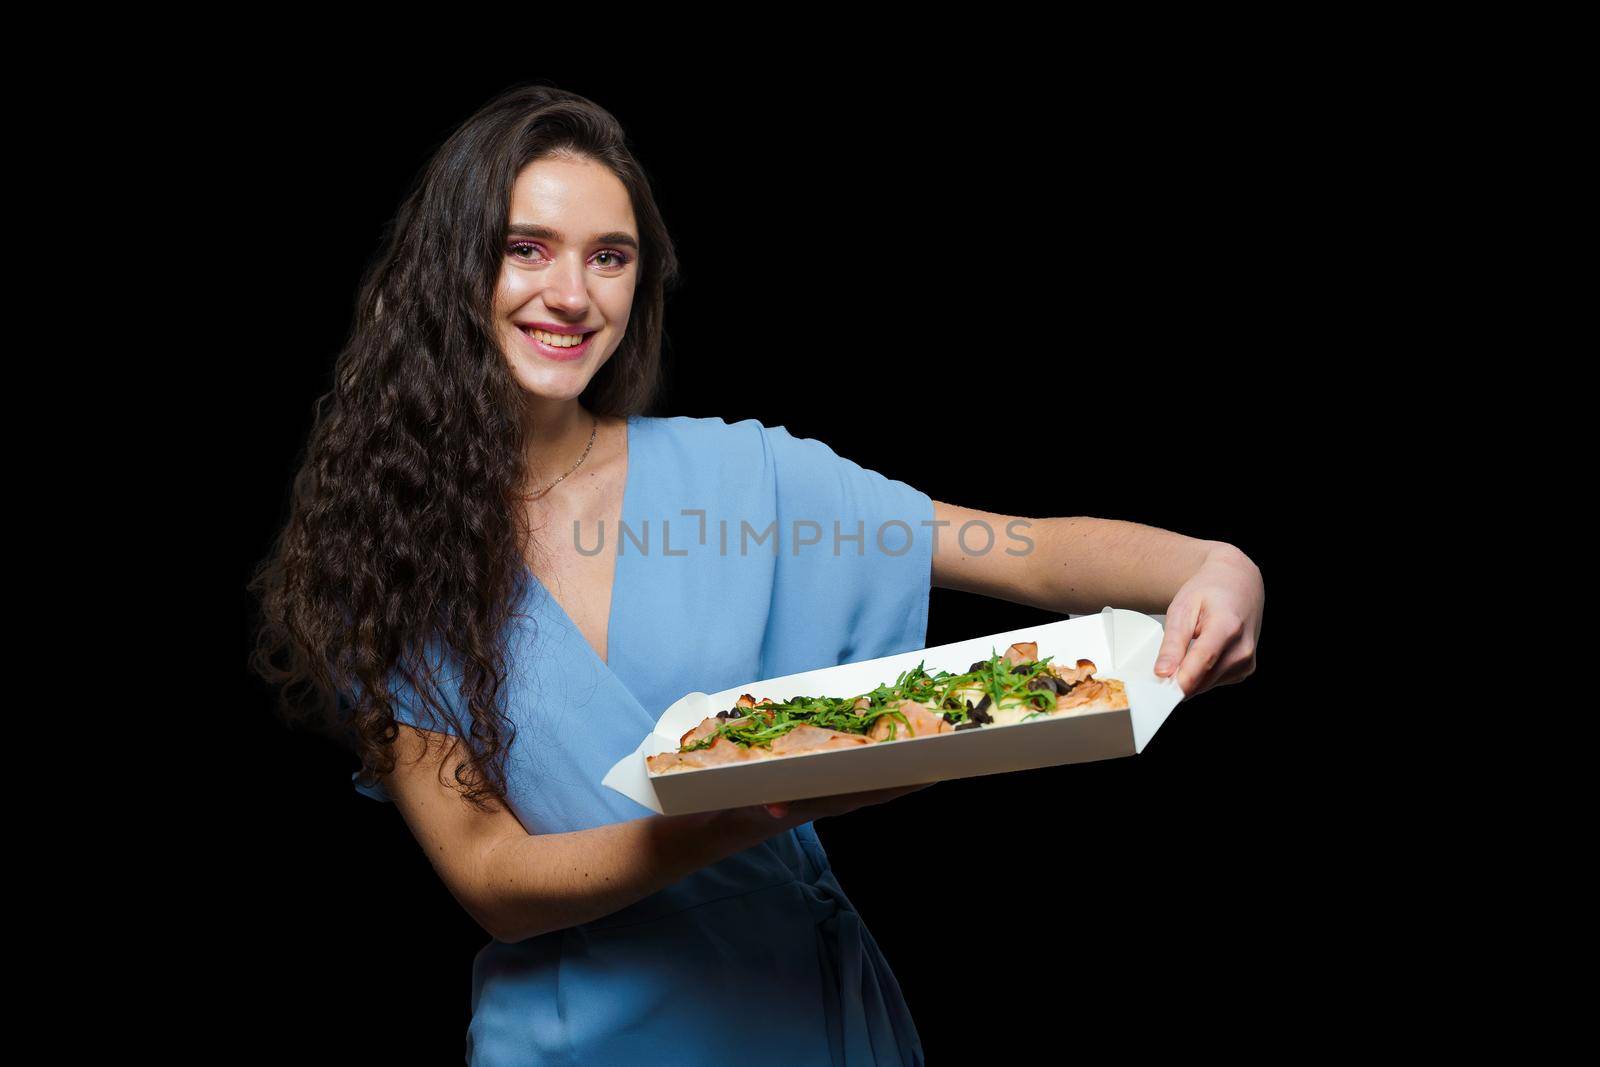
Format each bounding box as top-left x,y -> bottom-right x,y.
350,414 -> 937,1066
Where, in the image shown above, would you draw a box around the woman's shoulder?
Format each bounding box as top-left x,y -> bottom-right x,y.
637,415 -> 872,493
637,412 -> 822,452
634,412 -> 777,455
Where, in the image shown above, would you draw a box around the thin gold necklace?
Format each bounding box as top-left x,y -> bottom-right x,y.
520,414 -> 599,500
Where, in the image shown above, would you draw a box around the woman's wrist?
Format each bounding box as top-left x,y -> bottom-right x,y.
644,806 -> 774,871
1203,540 -> 1259,579
700,805 -> 781,851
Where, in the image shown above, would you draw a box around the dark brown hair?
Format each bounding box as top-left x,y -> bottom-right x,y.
247,83 -> 681,810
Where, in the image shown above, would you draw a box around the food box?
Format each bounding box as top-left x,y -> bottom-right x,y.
603,607 -> 1186,816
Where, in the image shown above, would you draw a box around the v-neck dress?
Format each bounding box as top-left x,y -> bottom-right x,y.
348,413 -> 936,1067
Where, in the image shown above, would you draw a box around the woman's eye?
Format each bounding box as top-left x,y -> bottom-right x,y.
506,242 -> 630,269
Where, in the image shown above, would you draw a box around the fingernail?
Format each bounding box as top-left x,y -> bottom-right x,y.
1155,659 -> 1171,673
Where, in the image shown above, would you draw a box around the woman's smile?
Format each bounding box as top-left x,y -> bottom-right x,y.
516,322 -> 600,363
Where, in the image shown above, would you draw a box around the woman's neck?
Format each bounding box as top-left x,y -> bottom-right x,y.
522,399 -> 598,488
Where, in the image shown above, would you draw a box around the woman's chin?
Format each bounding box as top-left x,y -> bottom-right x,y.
512,374 -> 591,403
503,353 -> 593,397
505,339 -> 612,401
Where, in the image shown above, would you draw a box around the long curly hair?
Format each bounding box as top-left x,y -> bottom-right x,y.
247,84 -> 680,811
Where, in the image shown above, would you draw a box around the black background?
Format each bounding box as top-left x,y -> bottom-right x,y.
228,70 -> 1341,1061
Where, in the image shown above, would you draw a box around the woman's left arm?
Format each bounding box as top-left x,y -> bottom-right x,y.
928,500 -> 1264,699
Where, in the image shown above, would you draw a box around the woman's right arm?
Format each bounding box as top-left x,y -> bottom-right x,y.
381,723 -> 929,944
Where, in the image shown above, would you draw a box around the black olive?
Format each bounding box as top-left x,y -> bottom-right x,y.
970,696 -> 993,724
1027,678 -> 1052,693
967,661 -> 987,674
954,721 -> 982,731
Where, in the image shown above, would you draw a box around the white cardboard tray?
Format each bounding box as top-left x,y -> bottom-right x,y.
603,607 -> 1185,816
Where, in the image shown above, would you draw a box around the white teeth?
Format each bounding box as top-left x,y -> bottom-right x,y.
526,327 -> 588,348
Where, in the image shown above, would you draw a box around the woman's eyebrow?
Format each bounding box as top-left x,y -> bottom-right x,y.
506,222 -> 639,251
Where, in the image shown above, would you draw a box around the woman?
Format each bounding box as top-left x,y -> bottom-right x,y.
248,84 -> 1264,1065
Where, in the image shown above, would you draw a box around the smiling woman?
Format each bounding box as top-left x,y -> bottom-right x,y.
248,80 -> 1266,1067
247,83 -> 944,1066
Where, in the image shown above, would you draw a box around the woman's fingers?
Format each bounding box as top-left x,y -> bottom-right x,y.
1157,544 -> 1265,698
1173,606 -> 1241,697
1154,598 -> 1200,681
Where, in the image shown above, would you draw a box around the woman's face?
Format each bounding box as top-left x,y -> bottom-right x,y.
493,154 -> 639,402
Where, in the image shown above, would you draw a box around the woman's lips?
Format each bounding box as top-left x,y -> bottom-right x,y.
520,326 -> 595,362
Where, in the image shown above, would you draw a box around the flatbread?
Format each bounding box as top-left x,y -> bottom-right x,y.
645,640 -> 1129,776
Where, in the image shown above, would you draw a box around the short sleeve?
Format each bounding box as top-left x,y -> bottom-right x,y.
343,643 -> 465,804
759,422 -> 936,677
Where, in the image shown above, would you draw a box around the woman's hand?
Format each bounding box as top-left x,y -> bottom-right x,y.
1154,542 -> 1264,699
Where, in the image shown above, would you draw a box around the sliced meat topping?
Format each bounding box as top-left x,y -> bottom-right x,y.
678,716 -> 723,747
868,700 -> 952,742
1048,658 -> 1098,688
1003,642 -> 1038,667
647,735 -> 756,774
768,724 -> 874,755
1054,678 -> 1108,710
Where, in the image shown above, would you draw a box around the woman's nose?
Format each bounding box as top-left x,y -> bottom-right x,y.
542,255 -> 590,314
